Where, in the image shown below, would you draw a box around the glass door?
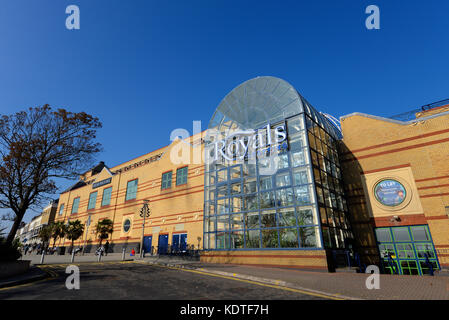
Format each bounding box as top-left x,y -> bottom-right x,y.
375,225 -> 440,276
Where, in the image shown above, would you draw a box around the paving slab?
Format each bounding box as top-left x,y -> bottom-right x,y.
137,257 -> 449,300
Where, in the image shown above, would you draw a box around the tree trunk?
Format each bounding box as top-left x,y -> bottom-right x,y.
5,211 -> 25,246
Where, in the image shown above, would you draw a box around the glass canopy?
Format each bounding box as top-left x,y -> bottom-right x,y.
207,76 -> 341,141
203,76 -> 350,251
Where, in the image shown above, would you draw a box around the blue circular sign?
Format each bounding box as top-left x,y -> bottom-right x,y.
374,179 -> 407,207
123,219 -> 131,232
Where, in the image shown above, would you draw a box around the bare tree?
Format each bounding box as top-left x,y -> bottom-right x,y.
0,105 -> 102,246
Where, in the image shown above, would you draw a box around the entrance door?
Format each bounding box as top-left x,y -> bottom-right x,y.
375,225 -> 440,275
172,234 -> 180,252
172,233 -> 187,252
143,236 -> 152,254
180,234 -> 187,251
158,234 -> 168,254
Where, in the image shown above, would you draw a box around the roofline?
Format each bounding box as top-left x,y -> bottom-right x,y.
108,130 -> 206,171
340,110 -> 449,125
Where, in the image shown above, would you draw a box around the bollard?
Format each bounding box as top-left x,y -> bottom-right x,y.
40,251 -> 45,264
122,248 -> 125,261
71,250 -> 75,263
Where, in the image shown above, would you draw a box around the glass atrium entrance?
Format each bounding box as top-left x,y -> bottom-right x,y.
203,77 -> 354,262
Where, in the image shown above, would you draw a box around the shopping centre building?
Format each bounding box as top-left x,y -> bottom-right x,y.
53,76 -> 449,275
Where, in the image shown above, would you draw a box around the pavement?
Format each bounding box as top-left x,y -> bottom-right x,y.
136,255 -> 449,300
2,253 -> 449,299
20,252 -> 134,265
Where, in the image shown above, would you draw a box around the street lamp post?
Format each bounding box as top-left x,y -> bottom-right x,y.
139,200 -> 151,258
82,215 -> 91,255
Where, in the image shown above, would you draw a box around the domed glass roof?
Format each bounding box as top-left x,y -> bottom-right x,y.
207,76 -> 341,140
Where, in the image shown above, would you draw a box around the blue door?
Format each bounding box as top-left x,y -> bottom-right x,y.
180,234 -> 187,251
172,233 -> 187,252
172,234 -> 180,252
158,234 -> 168,254
143,236 -> 152,254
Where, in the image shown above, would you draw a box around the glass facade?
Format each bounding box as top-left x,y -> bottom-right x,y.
203,76 -> 353,251
375,225 -> 440,275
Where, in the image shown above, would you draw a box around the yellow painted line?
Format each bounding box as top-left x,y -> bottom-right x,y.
0,277 -> 52,291
0,267 -> 58,291
145,263 -> 344,300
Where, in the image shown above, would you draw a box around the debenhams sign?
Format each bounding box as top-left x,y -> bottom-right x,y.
210,123 -> 287,162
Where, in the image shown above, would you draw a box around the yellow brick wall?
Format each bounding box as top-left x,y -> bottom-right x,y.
340,111 -> 449,267
54,133 -> 205,252
201,250 -> 328,270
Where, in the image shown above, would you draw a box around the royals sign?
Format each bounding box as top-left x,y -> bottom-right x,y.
211,123 -> 288,162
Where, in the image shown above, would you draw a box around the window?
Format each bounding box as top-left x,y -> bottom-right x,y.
259,176 -> 272,190
393,227 -> 411,242
375,228 -> 392,242
411,226 -> 431,241
161,171 -> 172,189
58,204 -> 64,216
88,192 -> 97,210
176,167 -> 188,185
101,187 -> 112,206
123,219 -> 131,233
125,179 -> 138,201
71,197 -> 80,214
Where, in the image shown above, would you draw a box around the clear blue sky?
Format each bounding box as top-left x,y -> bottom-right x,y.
1,0 -> 448,228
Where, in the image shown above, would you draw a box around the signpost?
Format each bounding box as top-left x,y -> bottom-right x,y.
139,200 -> 151,258
82,215 -> 91,255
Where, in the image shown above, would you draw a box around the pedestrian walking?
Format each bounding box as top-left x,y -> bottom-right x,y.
104,241 -> 109,256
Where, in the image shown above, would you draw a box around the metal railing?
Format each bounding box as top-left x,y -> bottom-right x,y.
388,98 -> 449,122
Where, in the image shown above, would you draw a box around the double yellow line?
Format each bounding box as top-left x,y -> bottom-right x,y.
0,266 -> 58,291
137,261 -> 345,300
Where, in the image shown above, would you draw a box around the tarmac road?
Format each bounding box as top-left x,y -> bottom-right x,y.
0,261 -> 331,300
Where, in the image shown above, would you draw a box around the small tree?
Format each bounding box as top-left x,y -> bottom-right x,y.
95,219 -> 113,247
50,221 -> 66,248
38,225 -> 53,251
65,220 -> 85,252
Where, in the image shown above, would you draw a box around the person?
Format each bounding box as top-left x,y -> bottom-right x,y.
104,241 -> 109,256
131,248 -> 135,256
96,246 -> 104,256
